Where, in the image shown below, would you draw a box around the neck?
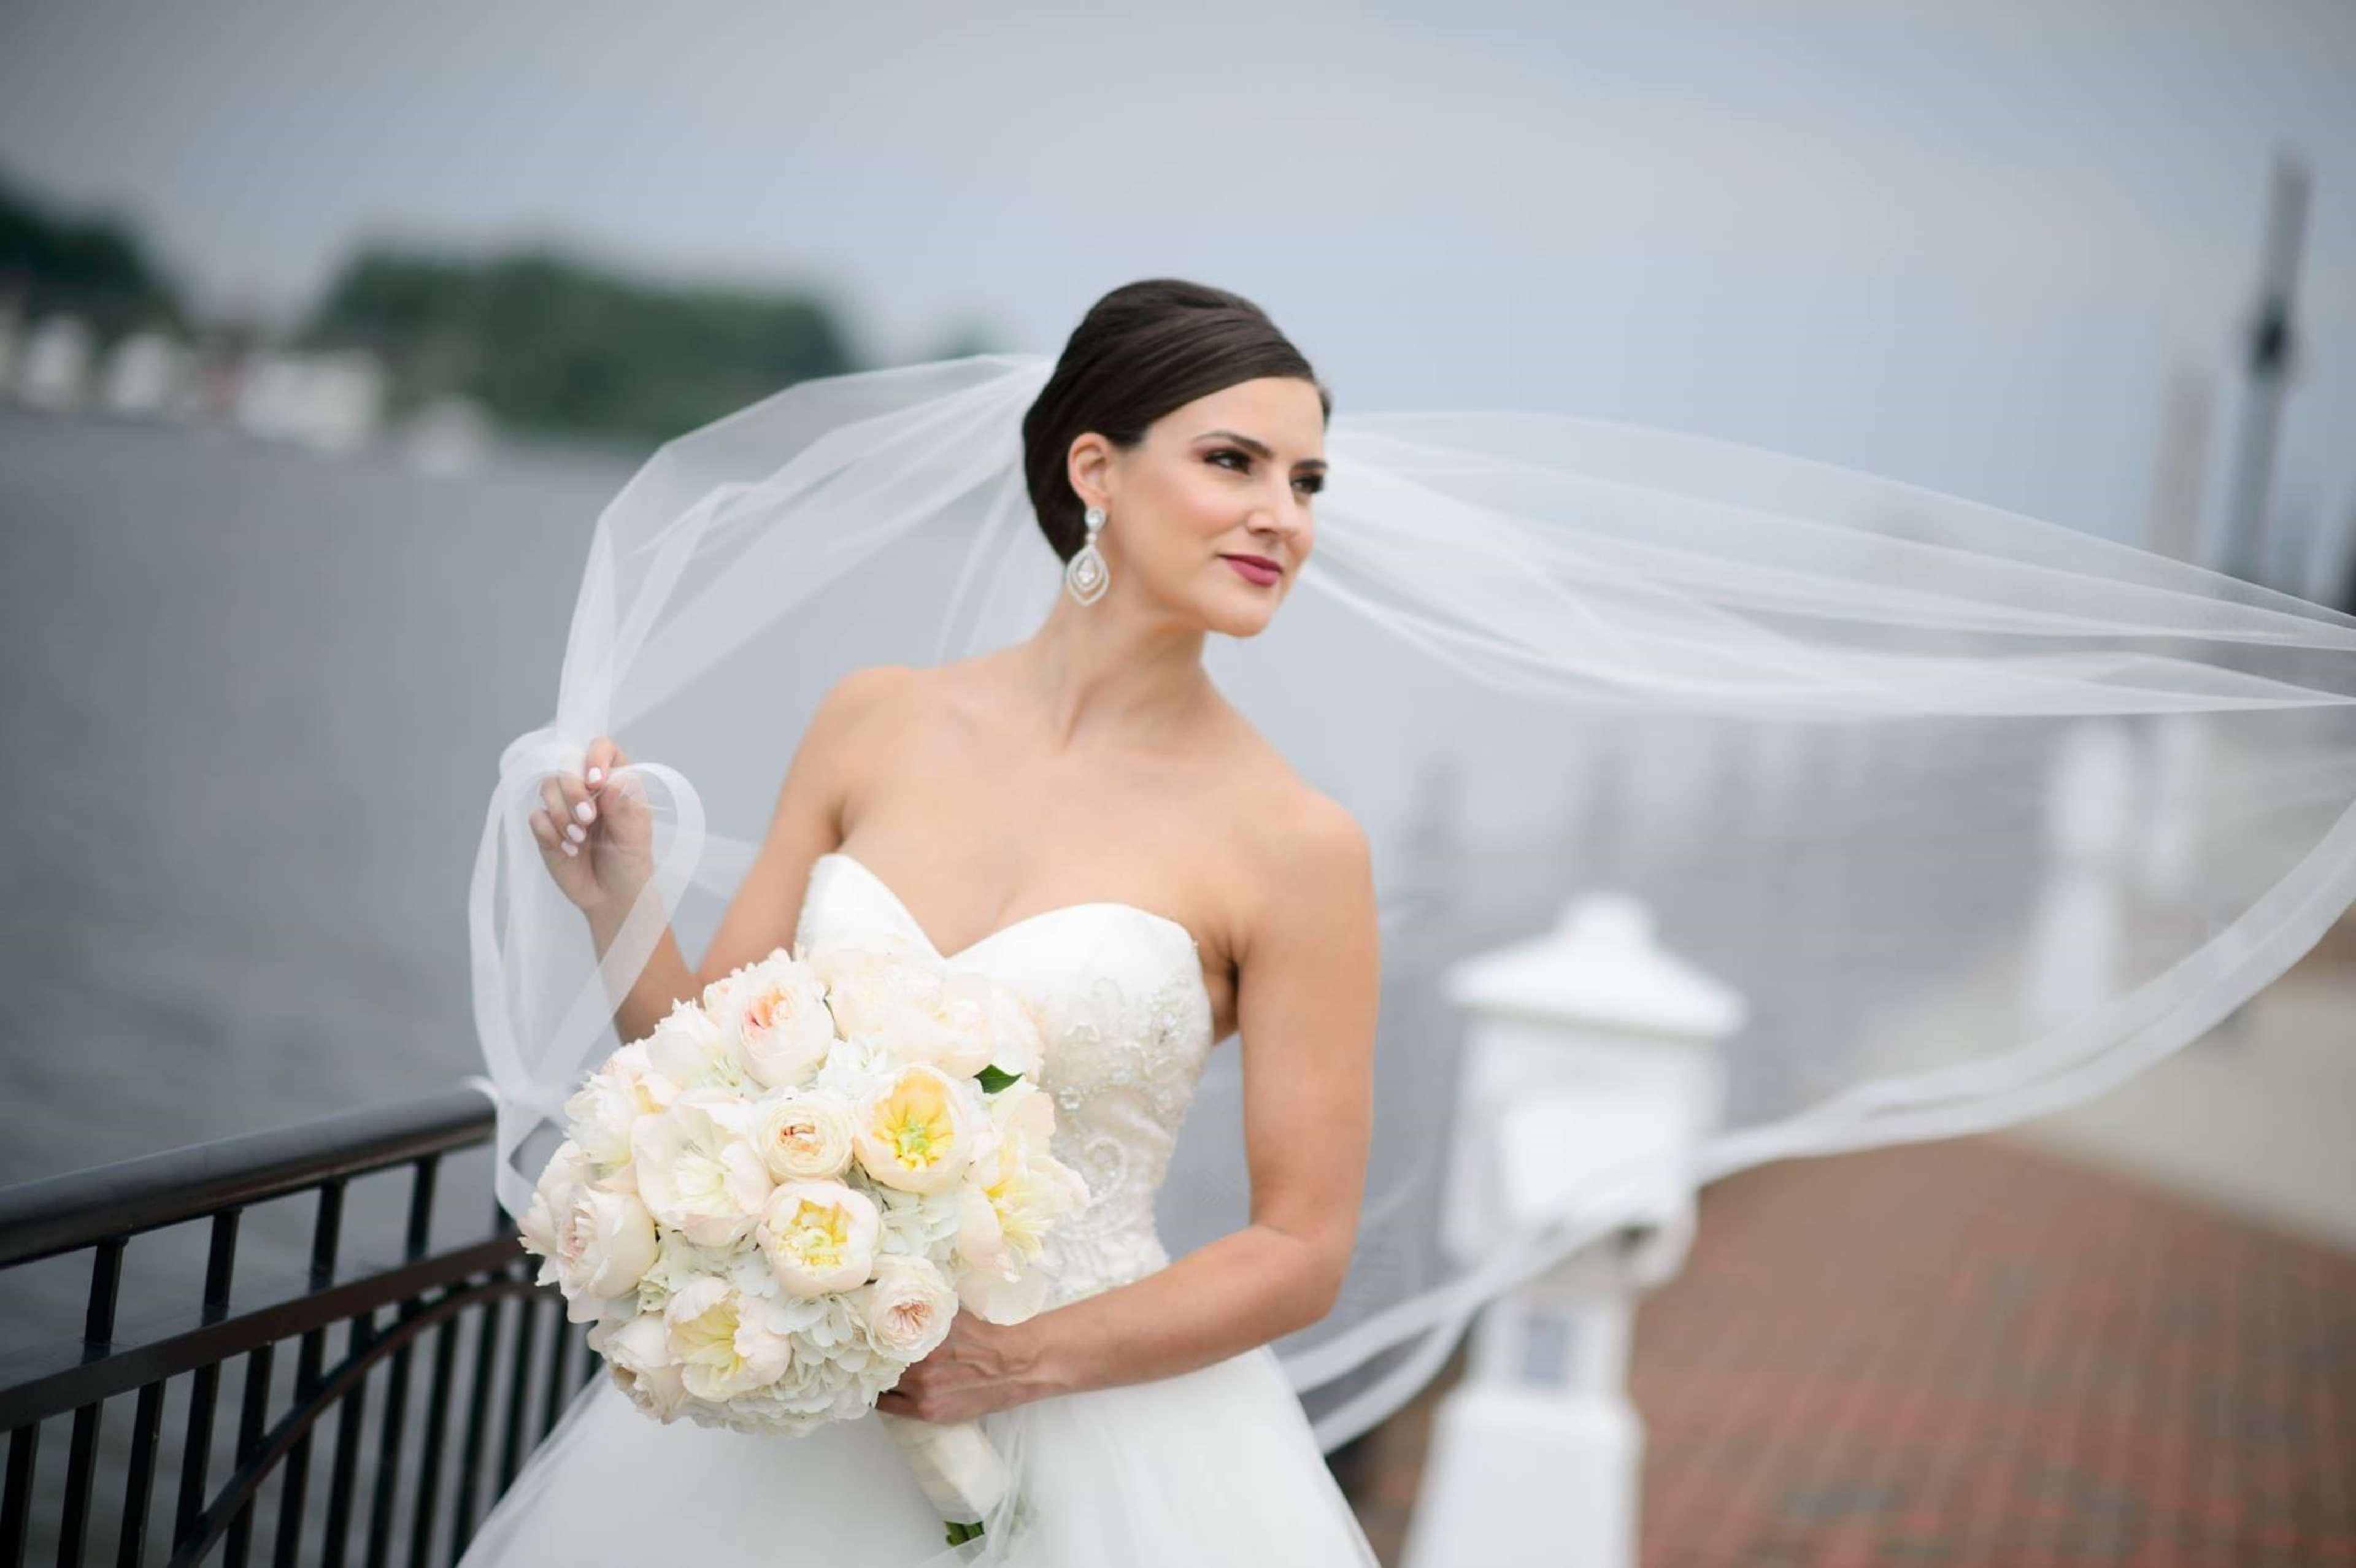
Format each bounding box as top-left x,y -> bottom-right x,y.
1014,586 -> 1211,750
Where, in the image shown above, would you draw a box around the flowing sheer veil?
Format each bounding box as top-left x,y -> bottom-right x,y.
468,350 -> 2356,1449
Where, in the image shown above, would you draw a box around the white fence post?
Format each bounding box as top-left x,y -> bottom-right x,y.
1403,893 -> 1744,1568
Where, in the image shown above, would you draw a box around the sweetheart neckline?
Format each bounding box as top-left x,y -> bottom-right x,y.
813,850 -> 1203,966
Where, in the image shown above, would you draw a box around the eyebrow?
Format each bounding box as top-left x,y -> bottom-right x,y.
1196,428 -> 1328,471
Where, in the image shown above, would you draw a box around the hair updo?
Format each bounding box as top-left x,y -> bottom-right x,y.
1020,279 -> 1331,565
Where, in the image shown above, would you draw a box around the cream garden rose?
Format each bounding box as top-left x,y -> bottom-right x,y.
705,951 -> 838,1090
753,1088 -> 857,1179
860,1255 -> 958,1361
757,1178 -> 883,1297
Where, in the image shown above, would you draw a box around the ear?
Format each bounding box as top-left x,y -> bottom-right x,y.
1066,431 -> 1117,512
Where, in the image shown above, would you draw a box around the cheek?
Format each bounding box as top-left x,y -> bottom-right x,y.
1166,474 -> 1237,540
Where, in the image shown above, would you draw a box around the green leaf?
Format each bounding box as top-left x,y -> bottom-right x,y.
975,1066 -> 1023,1094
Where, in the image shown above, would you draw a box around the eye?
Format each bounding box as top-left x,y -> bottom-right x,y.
1208,447 -> 1323,497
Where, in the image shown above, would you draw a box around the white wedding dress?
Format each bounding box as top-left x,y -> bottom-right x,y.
455,850 -> 1382,1566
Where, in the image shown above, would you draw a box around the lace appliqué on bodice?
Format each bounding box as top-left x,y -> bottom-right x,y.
1023,961 -> 1214,1305
791,853 -> 1217,1307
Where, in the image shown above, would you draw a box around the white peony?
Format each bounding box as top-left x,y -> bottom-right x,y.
518,1141 -> 596,1279
752,1088 -> 856,1180
952,1082 -> 1090,1324
804,940 -> 942,1033
972,977 -> 1046,1080
641,996 -> 750,1096
756,1178 -> 882,1297
561,1040 -> 676,1188
860,1255 -> 959,1362
808,943 -> 993,1077
920,977 -> 998,1078
662,1276 -> 791,1401
704,951 -> 839,1090
628,1087 -> 776,1248
588,1312 -> 691,1422
812,1031 -> 898,1102
528,1157 -> 660,1323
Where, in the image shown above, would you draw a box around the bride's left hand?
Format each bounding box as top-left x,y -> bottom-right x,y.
874,1312 -> 1048,1424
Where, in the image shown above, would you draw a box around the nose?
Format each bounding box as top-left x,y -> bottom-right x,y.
1251,488 -> 1309,545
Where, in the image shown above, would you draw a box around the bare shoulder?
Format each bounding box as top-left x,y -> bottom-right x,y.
1209,710 -> 1375,961
1212,697 -> 1369,855
815,661 -> 926,728
780,663 -> 931,808
801,661 -> 946,758
1268,783 -> 1374,914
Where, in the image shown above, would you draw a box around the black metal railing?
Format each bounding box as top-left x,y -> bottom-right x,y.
0,1084 -> 593,1566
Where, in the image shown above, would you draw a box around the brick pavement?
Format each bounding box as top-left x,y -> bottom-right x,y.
1331,1136 -> 2356,1567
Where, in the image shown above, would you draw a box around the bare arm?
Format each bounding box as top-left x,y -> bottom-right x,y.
551,666 -> 906,1045
877,796 -> 1380,1421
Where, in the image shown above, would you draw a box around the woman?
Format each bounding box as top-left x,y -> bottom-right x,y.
465,276 -> 2356,1559
461,281 -> 1388,1564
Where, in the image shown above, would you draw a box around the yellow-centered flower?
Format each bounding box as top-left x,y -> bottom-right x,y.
853,1064 -> 976,1194
757,1178 -> 880,1297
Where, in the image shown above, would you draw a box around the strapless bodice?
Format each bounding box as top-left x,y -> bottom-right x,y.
791,851 -> 1216,1306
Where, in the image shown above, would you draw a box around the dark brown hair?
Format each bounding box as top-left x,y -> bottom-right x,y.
1021,279 -> 1331,564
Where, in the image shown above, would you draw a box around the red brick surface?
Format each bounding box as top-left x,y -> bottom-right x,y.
1333,1137 -> 2356,1567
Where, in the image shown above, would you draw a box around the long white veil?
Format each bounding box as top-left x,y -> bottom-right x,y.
468,350 -> 2356,1450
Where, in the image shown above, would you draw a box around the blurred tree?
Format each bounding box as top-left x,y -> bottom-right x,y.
301,244 -> 861,447
913,320 -> 1003,364
0,169 -> 188,337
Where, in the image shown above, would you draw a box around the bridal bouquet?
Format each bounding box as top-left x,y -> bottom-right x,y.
515,936 -> 1090,1542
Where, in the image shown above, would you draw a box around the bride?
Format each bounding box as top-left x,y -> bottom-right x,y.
460,281 -> 1387,1564
463,275 -> 2356,1562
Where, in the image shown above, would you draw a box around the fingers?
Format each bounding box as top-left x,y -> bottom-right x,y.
873,1387 -> 935,1423
593,738 -> 649,819
537,774 -> 586,859
530,738 -> 632,875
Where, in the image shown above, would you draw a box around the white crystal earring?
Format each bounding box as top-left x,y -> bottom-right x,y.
1064,504 -> 1110,605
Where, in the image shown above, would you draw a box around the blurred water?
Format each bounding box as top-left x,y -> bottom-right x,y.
0,409 -> 640,1190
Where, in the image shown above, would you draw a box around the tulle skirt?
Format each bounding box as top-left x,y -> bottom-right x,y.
455,1343 -> 1380,1566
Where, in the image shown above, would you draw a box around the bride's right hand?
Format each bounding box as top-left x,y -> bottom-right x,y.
527,735 -> 655,918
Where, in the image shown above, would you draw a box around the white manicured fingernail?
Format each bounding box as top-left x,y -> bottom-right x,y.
561,842 -> 579,858
587,766 -> 604,785
574,801 -> 595,824
566,823 -> 585,843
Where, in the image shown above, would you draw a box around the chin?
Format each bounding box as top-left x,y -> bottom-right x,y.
1203,594 -> 1283,638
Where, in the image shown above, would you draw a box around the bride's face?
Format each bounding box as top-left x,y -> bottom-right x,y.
1074,375 -> 1326,637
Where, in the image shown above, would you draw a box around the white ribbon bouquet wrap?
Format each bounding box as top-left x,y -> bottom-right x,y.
515,936 -> 1088,1544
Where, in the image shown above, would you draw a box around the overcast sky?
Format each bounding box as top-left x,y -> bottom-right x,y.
4,0 -> 2352,558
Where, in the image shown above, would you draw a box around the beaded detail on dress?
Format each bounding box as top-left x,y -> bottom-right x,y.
791,852 -> 1217,1307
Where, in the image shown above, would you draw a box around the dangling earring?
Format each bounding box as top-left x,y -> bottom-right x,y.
1064,504 -> 1110,605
